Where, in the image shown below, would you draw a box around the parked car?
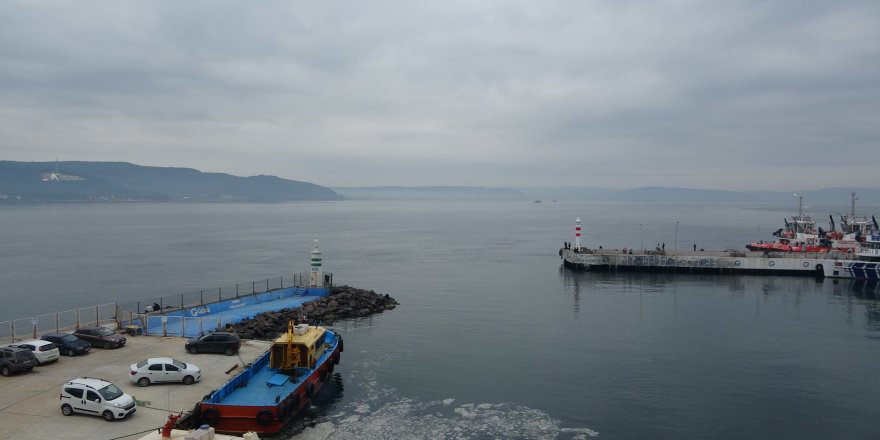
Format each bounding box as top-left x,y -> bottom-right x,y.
185,331 -> 241,355
59,377 -> 136,421
0,346 -> 37,376
8,339 -> 60,365
41,333 -> 91,356
129,357 -> 201,387
73,326 -> 127,349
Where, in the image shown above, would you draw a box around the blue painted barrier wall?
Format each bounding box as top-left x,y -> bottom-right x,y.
126,286 -> 329,337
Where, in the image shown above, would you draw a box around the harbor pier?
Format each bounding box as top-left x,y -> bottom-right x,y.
561,248 -> 833,277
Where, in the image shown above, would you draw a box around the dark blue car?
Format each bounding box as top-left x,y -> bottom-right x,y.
41,333 -> 91,356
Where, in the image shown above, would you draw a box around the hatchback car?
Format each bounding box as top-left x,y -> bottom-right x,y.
8,339 -> 60,365
60,377 -> 136,421
129,357 -> 201,387
0,346 -> 37,376
41,333 -> 91,356
73,326 -> 127,349
185,331 -> 241,355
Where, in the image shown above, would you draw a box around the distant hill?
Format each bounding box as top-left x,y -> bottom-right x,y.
332,185 -> 880,206
331,186 -> 525,201
514,186 -> 880,206
0,161 -> 342,202
2,161 -> 875,207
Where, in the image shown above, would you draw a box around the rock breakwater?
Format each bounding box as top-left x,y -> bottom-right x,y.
227,285 -> 399,340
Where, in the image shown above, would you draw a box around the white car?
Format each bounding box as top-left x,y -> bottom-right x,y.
60,377 -> 136,421
8,339 -> 61,365
129,357 -> 201,387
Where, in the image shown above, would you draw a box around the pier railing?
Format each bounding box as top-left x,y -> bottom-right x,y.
0,273 -> 320,343
0,304 -> 118,343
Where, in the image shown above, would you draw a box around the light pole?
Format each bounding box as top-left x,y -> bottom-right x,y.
639,223 -> 644,250
674,221 -> 679,251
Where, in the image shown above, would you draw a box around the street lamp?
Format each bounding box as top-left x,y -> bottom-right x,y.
674,221 -> 679,251
639,223 -> 644,250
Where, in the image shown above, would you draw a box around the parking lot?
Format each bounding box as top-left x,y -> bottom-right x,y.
0,334 -> 271,439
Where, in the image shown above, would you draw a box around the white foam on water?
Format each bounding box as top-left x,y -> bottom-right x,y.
296,359 -> 599,439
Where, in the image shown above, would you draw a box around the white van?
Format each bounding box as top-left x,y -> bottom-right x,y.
59,377 -> 136,421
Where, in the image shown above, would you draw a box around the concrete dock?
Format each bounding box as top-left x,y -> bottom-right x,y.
560,248 -> 842,276
0,334 -> 271,439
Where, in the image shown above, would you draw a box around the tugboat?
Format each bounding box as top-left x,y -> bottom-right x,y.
194,320 -> 343,435
747,193 -> 874,253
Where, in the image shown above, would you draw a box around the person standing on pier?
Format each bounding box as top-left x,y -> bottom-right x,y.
693,243 -> 697,251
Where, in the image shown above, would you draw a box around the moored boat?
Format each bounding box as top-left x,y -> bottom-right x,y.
747,193 -> 875,254
193,320 -> 343,435
824,231 -> 880,279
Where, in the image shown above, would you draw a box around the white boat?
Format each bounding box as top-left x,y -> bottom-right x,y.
823,231 -> 880,279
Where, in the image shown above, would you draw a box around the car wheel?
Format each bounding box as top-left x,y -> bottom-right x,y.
224,347 -> 235,356
103,410 -> 115,422
61,404 -> 74,416
67,349 -> 75,356
188,346 -> 198,354
137,377 -> 150,387
103,342 -> 111,350
0,365 -> 10,376
182,375 -> 195,385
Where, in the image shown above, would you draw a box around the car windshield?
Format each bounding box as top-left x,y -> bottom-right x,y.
97,327 -> 114,336
98,383 -> 124,401
172,360 -> 186,369
61,334 -> 78,342
136,360 -> 149,368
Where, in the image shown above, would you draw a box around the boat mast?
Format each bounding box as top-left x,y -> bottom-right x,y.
850,192 -> 858,218
793,194 -> 804,232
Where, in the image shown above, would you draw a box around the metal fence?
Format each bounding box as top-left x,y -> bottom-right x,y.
116,275 -> 307,317
1,274 -> 315,343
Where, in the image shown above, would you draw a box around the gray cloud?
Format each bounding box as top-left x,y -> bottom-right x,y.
1,0 -> 878,190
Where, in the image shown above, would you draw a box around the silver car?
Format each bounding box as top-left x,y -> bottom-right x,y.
129,357 -> 201,387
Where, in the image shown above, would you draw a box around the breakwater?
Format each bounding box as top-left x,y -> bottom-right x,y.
226,285 -> 399,339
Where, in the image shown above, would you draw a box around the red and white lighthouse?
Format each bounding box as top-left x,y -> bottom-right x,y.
575,218 -> 581,250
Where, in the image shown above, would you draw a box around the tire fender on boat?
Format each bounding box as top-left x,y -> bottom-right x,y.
328,361 -> 335,373
277,401 -> 288,421
306,382 -> 314,399
256,409 -> 274,426
201,408 -> 221,426
288,395 -> 300,414
339,336 -> 344,353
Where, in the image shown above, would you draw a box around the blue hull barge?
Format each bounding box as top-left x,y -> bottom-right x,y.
195,321 -> 343,435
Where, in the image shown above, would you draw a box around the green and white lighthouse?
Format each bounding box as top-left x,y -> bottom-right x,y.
309,238 -> 323,287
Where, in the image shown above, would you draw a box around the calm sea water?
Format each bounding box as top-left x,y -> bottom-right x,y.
2,200 -> 879,439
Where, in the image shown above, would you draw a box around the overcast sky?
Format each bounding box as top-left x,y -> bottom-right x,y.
1,1 -> 878,190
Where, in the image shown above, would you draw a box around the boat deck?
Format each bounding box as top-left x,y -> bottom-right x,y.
208,331 -> 339,406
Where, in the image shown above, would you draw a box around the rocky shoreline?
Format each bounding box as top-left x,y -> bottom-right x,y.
226,285 -> 399,340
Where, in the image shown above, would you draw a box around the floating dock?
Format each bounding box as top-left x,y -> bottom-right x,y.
561,248 -> 831,277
